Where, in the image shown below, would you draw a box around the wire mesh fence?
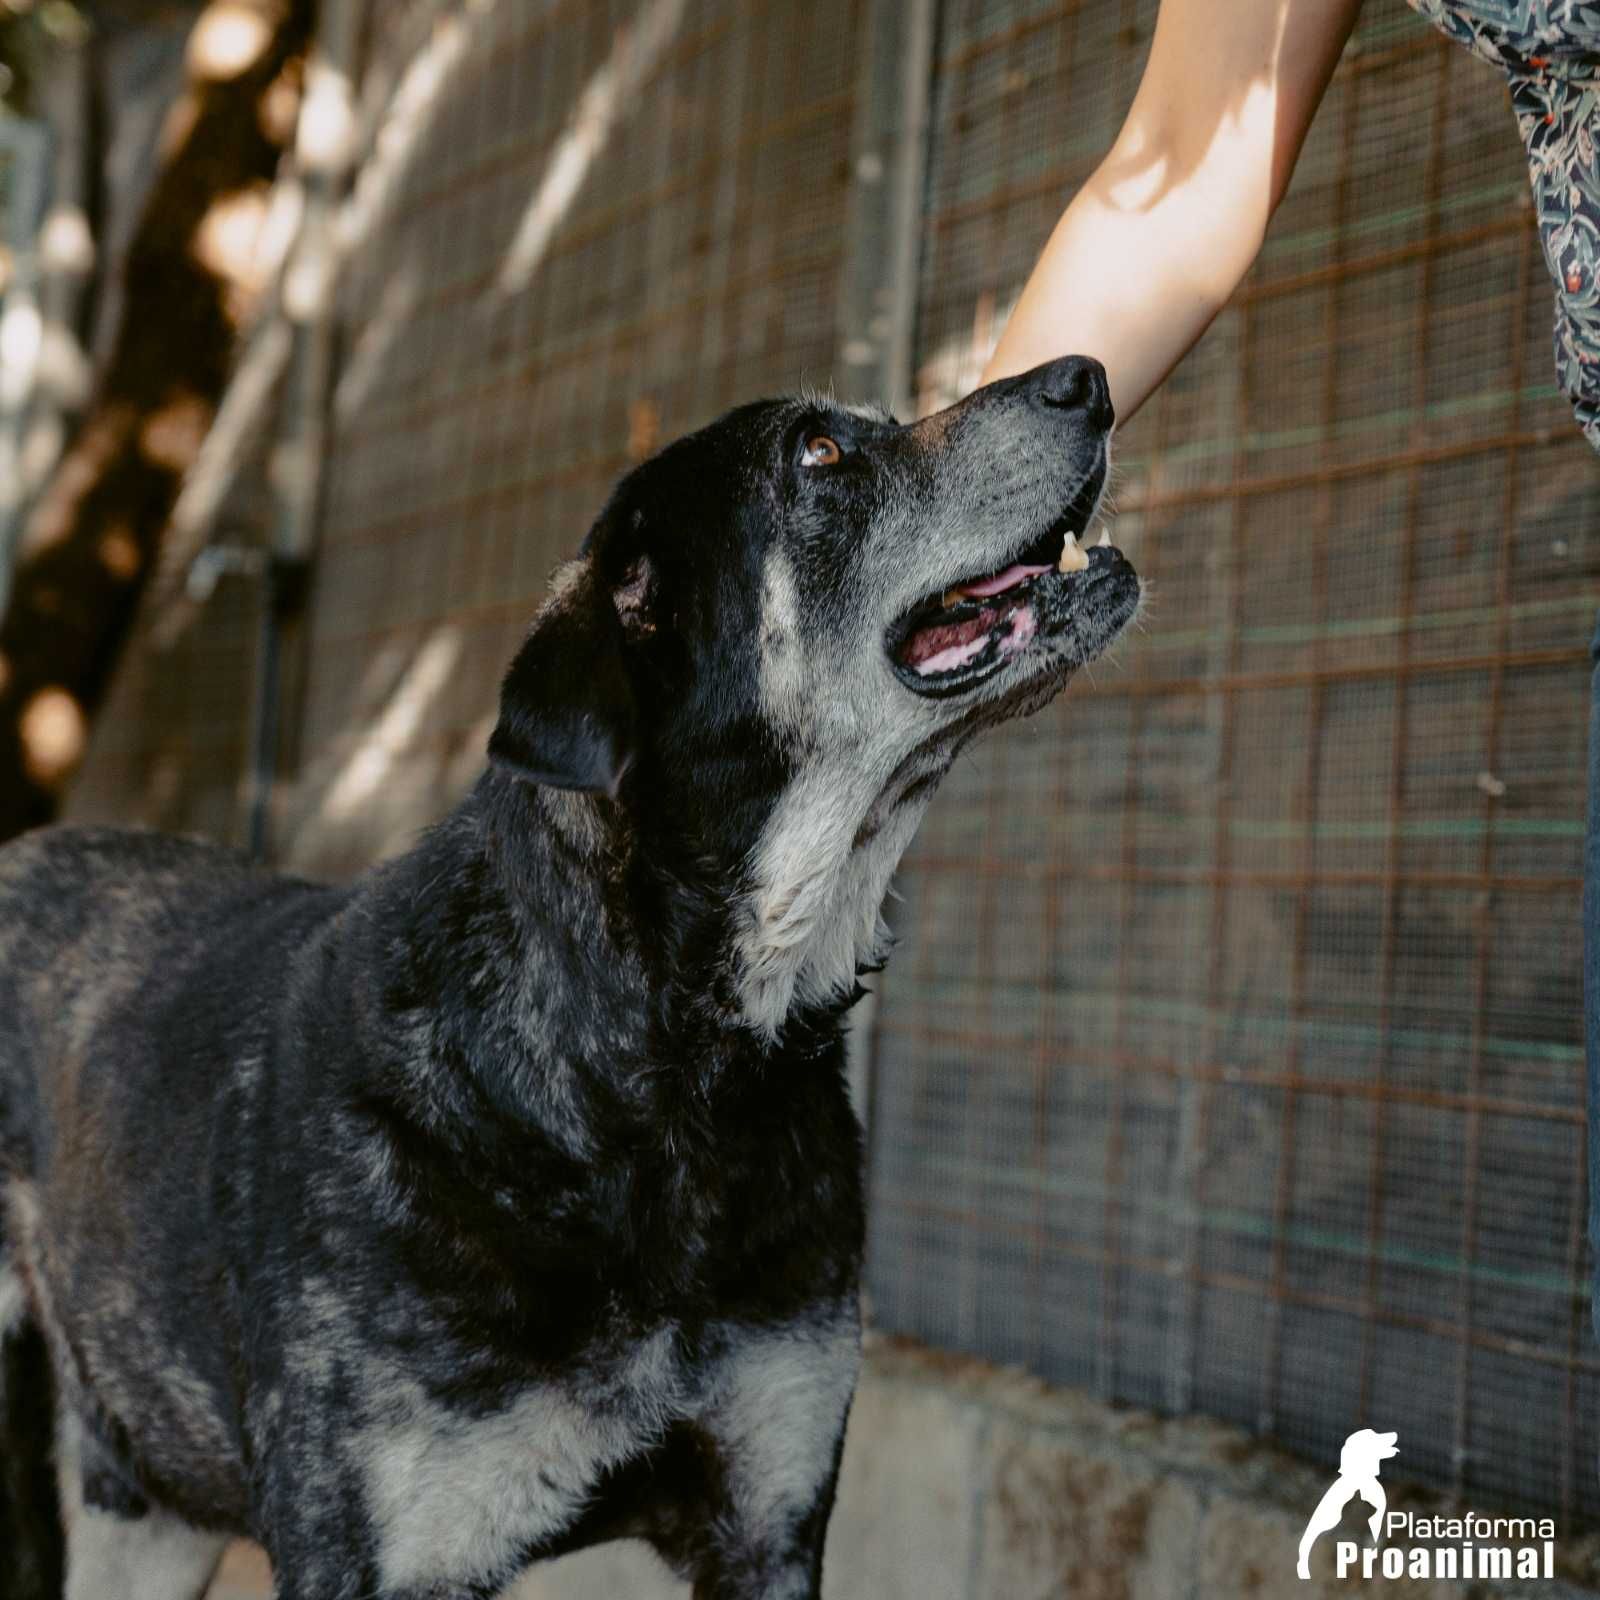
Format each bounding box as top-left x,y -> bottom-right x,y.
59,0 -> 1600,1531
868,0 -> 1600,1528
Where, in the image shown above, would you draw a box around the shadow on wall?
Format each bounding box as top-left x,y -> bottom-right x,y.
71,0 -> 1319,862
66,0 -> 700,858
281,622 -> 493,875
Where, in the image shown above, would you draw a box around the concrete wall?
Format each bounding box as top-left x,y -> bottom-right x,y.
522,1338 -> 1600,1600
207,1337 -> 1600,1600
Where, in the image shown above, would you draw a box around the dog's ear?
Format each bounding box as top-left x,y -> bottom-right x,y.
489,559 -> 638,796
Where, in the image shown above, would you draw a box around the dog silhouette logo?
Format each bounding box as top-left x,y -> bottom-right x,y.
1297,1429 -> 1399,1580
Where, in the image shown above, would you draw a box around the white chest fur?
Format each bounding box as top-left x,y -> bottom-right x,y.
362,1327 -> 684,1593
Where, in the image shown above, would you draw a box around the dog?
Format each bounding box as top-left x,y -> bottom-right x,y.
0,355 -> 1138,1600
1297,1428 -> 1399,1579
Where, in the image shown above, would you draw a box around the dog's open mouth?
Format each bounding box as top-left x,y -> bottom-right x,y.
887,476 -> 1132,697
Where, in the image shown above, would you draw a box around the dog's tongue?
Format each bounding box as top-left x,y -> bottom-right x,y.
956,561 -> 1051,599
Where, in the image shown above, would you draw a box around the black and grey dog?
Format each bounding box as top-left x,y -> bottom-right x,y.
0,356 -> 1138,1600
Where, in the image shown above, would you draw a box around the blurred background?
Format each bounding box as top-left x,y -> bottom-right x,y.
2,0 -> 1598,1594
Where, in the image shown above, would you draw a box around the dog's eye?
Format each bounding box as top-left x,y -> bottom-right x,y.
800,436 -> 842,468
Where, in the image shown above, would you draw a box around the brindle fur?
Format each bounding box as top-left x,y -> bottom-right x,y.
0,358 -> 1137,1599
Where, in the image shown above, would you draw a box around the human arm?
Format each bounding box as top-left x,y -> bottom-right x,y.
981,0 -> 1366,421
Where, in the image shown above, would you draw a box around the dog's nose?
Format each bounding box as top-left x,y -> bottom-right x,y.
1035,355 -> 1114,431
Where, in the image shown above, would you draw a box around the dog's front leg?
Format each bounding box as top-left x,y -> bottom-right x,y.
684,1319 -> 859,1600
61,1507 -> 228,1600
56,1411 -> 228,1600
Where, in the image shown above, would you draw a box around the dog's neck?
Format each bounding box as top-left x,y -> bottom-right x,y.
731,734 -> 959,1039
386,757 -> 933,1132
428,772 -> 834,1085
469,772 -> 661,1050
350,774 -> 864,1310
731,766 -> 912,1038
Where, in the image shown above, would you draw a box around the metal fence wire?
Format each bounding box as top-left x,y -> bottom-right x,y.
63,0 -> 1600,1528
874,0 -> 1600,1527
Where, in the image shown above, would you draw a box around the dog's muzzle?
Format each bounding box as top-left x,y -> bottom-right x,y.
885,485 -> 1140,697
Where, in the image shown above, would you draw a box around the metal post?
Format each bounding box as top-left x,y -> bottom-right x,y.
833,0 -> 937,420
245,0 -> 366,859
0,113 -> 51,617
833,0 -> 939,1139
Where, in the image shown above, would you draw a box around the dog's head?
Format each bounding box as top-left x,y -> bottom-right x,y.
491,356 -> 1140,1034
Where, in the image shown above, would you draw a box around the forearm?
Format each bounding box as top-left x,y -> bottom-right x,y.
982,0 -> 1364,421
981,160 -> 1270,420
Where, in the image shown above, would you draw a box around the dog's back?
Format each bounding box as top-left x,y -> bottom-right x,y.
0,826 -> 194,1599
0,825 -> 338,1171
0,826 -> 347,1567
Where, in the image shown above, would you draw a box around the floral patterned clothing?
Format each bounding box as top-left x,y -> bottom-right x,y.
1408,0 -> 1600,451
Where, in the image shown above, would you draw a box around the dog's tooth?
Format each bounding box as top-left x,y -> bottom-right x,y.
1058,532 -> 1089,574
943,587 -> 964,608
1097,527 -> 1112,548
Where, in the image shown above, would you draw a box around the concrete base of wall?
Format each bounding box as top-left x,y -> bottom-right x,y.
206,1337 -> 1600,1600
